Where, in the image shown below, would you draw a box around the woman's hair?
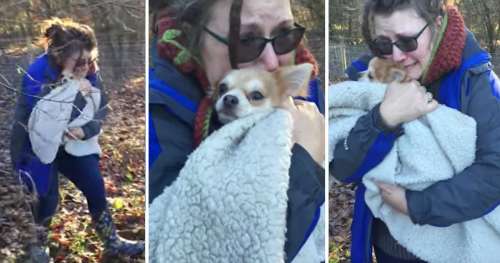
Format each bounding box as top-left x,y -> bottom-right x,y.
361,0 -> 451,54
151,0 -> 220,57
38,18 -> 98,67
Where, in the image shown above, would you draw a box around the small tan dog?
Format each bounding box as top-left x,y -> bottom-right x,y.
363,57 -> 411,83
214,63 -> 313,124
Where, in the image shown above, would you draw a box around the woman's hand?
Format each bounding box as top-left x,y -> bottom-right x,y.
379,81 -> 439,128
65,127 -> 85,140
79,79 -> 92,96
73,61 -> 89,79
377,182 -> 409,215
61,53 -> 90,80
284,98 -> 325,164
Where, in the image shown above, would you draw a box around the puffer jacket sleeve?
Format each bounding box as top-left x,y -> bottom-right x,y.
10,59 -> 47,168
331,104 -> 402,184
80,73 -> 108,140
285,144 -> 325,262
407,69 -> 500,226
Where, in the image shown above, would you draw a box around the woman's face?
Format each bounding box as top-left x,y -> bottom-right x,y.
200,0 -> 295,86
373,8 -> 439,80
65,50 -> 92,78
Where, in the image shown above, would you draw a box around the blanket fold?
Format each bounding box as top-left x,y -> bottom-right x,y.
28,80 -> 101,164
150,110 -> 293,262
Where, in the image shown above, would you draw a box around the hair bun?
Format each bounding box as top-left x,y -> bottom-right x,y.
45,23 -> 63,39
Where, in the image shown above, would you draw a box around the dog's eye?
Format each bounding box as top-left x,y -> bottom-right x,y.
249,91 -> 264,101
218,83 -> 228,95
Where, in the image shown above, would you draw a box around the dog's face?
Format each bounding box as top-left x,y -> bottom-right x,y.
362,57 -> 410,83
214,63 -> 313,124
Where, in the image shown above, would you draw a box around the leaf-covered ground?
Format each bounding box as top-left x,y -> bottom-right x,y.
0,71 -> 145,262
328,78 -> 354,263
0,170 -> 38,262
329,179 -> 354,263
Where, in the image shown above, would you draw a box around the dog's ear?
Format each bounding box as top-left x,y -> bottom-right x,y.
278,63 -> 313,98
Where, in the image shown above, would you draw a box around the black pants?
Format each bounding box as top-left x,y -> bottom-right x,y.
32,151 -> 107,223
374,245 -> 427,263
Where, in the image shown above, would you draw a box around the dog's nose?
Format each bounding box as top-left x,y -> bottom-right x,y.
223,95 -> 239,108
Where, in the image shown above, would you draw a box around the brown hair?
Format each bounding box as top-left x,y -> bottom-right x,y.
152,0 -> 220,58
361,0 -> 449,56
38,18 -> 98,67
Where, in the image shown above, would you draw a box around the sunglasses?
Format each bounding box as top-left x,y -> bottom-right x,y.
74,57 -> 96,68
203,23 -> 305,63
371,23 -> 429,56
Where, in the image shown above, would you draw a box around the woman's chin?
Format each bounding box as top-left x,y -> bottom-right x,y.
405,64 -> 423,81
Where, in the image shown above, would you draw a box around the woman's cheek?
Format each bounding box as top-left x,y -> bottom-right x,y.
278,52 -> 295,66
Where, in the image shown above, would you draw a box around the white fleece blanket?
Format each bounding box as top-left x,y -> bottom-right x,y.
329,81 -> 500,263
28,80 -> 101,164
149,109 -> 324,263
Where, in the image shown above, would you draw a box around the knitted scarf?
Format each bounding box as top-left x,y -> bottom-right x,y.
155,12 -> 320,147
422,6 -> 466,85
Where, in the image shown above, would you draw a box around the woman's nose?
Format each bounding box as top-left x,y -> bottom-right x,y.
258,43 -> 279,72
392,45 -> 408,63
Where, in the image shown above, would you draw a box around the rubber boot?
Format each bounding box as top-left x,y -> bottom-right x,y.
93,209 -> 144,256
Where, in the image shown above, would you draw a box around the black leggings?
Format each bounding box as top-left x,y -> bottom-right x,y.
374,246 -> 427,263
33,151 -> 107,223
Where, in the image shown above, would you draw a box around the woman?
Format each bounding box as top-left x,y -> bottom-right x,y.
149,0 -> 325,262
332,0 -> 500,262
10,18 -> 144,260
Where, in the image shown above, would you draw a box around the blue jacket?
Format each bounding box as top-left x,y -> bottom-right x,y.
10,54 -> 107,196
331,32 -> 500,262
148,54 -> 325,262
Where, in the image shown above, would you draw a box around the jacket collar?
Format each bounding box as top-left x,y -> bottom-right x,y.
427,30 -> 491,94
460,31 -> 491,68
150,55 -> 205,127
152,55 -> 203,104
39,53 -> 60,83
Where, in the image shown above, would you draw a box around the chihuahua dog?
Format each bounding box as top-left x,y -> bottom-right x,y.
362,57 -> 411,83
214,63 -> 313,124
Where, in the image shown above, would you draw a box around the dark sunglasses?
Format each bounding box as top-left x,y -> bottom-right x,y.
371,23 -> 429,56
74,58 -> 96,68
203,23 -> 305,63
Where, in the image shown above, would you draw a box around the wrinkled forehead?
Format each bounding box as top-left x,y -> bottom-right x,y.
208,0 -> 293,32
240,0 -> 293,26
373,8 -> 425,38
